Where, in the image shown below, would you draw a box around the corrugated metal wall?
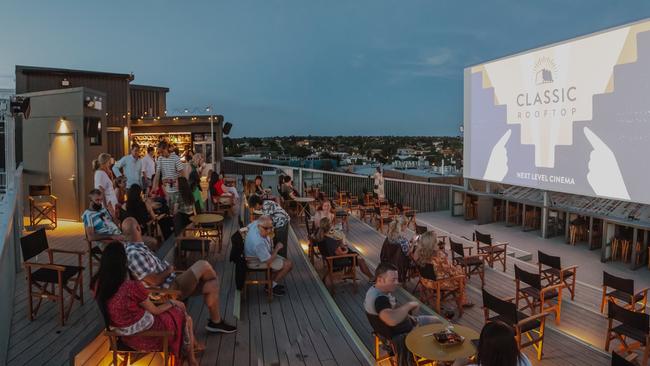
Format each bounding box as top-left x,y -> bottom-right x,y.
130,87 -> 167,119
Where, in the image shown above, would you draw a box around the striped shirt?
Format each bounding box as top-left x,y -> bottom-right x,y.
155,154 -> 184,192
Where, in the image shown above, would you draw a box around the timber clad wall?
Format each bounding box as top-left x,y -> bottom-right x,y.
130,84 -> 168,119
15,66 -> 132,158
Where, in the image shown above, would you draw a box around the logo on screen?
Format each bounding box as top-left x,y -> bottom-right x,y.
534,57 -> 557,85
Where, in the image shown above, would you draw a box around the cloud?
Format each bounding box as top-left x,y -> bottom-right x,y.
389,48 -> 460,81
420,48 -> 453,67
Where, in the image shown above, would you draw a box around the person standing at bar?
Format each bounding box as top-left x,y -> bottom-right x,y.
112,143 -> 144,189
373,166 -> 385,199
151,140 -> 185,214
141,146 -> 156,195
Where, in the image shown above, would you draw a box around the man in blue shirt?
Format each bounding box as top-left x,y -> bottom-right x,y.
244,215 -> 293,296
112,142 -> 144,188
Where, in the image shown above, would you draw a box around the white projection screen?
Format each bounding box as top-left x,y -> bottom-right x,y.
464,19 -> 650,204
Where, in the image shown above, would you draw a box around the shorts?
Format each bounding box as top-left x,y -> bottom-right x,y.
170,267 -> 200,300
247,255 -> 285,271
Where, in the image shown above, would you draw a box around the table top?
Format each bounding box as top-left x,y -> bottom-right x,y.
405,323 -> 478,362
190,213 -> 224,224
294,197 -> 315,202
149,201 -> 162,209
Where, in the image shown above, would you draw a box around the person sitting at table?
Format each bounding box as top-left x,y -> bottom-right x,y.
386,220 -> 412,256
248,195 -> 290,258
124,184 -> 156,232
279,175 -> 299,201
216,172 -> 240,201
312,217 -> 373,280
253,175 -> 277,202
83,189 -> 124,243
452,321 -> 532,366
244,215 -> 293,296
92,241 -> 202,366
364,262 -> 440,366
413,231 -> 473,310
176,176 -> 197,217
312,199 -> 335,227
121,217 -> 237,334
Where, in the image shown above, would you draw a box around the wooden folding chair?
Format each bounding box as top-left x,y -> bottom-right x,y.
102,288 -> 179,366
538,250 -> 578,300
374,206 -> 393,234
474,230 -> 508,272
316,239 -> 358,295
232,230 -> 273,301
20,228 -> 84,326
83,226 -> 111,289
415,224 -> 428,235
601,271 -> 649,314
515,265 -> 563,325
612,350 -> 641,366
482,288 -> 549,360
416,263 -> 465,317
450,238 -> 485,287
605,300 -> 650,366
366,312 -> 398,366
28,185 -> 57,229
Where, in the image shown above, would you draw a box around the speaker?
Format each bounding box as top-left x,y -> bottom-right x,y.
10,97 -> 30,119
223,122 -> 233,135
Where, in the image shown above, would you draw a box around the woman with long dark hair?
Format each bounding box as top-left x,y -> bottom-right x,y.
177,176 -> 196,216
453,321 -> 532,366
125,184 -> 155,229
92,242 -> 201,365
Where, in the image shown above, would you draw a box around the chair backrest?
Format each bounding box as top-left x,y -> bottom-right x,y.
418,263 -> 437,281
538,250 -> 561,270
157,216 -> 175,241
366,312 -> 394,341
415,224 -> 428,235
29,185 -> 51,197
603,271 -> 634,295
611,351 -> 636,366
229,230 -> 245,262
515,265 -> 542,290
20,228 -> 50,262
608,300 -> 650,334
449,238 -> 465,259
482,288 -> 518,326
173,212 -> 191,236
474,230 -> 492,245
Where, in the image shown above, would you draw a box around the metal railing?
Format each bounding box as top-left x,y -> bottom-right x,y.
223,158 -> 451,212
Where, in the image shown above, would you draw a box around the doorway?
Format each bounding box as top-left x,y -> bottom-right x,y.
49,132 -> 79,220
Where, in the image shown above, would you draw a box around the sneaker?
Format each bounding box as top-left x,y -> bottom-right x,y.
272,286 -> 286,296
206,320 -> 237,334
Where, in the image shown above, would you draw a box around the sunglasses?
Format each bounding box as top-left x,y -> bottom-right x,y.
261,226 -> 274,231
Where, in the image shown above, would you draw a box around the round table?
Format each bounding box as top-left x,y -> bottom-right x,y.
405,323 -> 479,363
293,197 -> 315,217
190,213 -> 224,225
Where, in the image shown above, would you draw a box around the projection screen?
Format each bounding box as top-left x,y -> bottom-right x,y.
464,19 -> 650,204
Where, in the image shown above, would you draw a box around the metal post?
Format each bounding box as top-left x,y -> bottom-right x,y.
298,168 -> 303,196
541,191 -> 549,238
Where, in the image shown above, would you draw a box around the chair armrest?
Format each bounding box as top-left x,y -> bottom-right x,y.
541,284 -> 564,295
325,253 -> 358,260
560,265 -> 578,275
104,329 -> 174,337
492,242 -> 509,249
175,236 -> 211,242
636,288 -> 650,298
49,248 -> 87,256
433,274 -> 466,285
517,311 -> 551,327
502,296 -> 516,303
24,261 -> 66,271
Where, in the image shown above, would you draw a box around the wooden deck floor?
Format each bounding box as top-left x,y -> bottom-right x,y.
7,215 -> 372,366
292,215 -> 613,365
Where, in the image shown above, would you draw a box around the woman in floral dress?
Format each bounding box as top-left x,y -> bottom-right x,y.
93,241 -> 201,365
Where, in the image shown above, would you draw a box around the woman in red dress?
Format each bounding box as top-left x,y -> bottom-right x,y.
93,242 -> 201,365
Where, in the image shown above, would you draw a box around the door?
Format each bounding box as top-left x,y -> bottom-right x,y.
49,133 -> 79,220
